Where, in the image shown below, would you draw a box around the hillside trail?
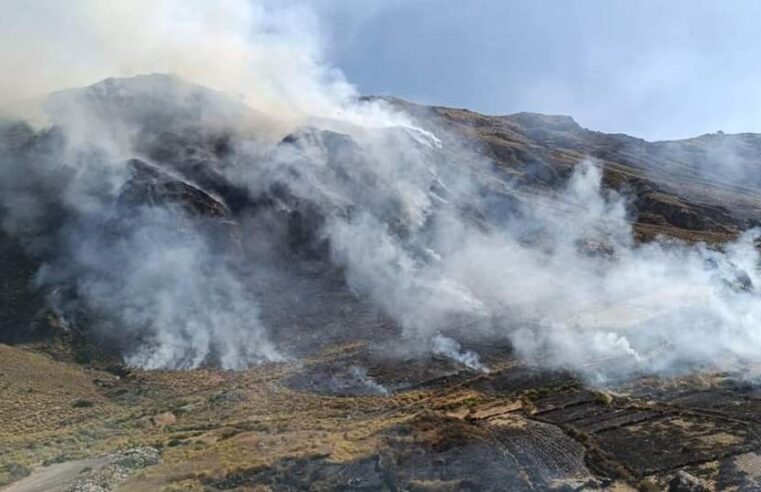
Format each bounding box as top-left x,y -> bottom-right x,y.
2,458 -> 107,492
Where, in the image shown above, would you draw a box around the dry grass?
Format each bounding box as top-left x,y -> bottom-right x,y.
0,343 -> 506,490
2,333 -> 755,490
0,345 -> 136,485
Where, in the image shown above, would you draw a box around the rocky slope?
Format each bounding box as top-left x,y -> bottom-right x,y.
389,97 -> 761,243
3,75 -> 761,490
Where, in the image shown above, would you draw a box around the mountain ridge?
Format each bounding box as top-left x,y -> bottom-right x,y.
380,94 -> 761,242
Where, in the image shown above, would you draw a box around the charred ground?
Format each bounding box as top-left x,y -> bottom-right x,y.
3,76 -> 761,490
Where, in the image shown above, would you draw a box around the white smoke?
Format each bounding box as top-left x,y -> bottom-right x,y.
249,120 -> 761,380
432,335 -> 488,373
0,0 -> 407,130
59,206 -> 281,370
3,0 -> 761,380
349,366 -> 389,396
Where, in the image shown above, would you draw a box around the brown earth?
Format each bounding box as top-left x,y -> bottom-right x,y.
4,339 -> 761,490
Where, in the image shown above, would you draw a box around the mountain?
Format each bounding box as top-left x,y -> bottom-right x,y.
3,75 -> 761,490
386,97 -> 761,243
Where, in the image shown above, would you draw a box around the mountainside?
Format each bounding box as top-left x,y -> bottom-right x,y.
4,75 -> 761,491
389,97 -> 761,243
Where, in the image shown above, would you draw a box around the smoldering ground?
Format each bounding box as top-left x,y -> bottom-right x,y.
2,1 -> 761,382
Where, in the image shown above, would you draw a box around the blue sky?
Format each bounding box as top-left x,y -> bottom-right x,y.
307,0 -> 761,140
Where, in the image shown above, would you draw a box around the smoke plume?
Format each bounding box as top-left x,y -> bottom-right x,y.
2,1 -> 761,381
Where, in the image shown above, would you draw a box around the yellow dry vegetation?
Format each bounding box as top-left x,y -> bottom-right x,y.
0,343 -> 501,490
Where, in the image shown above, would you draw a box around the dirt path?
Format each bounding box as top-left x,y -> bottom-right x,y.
2,458 -> 107,492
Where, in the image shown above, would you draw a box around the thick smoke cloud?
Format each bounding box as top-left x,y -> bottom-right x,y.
2,1 -> 761,380
0,0 -> 401,130
59,204 -> 280,370
0,110 -> 281,369
253,121 -> 761,380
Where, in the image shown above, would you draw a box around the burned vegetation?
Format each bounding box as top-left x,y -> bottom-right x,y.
4,75 -> 761,490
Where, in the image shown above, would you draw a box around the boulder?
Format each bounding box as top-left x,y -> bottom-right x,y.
668,470 -> 713,492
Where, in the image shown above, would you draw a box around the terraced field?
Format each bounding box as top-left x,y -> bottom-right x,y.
3,336 -> 761,490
